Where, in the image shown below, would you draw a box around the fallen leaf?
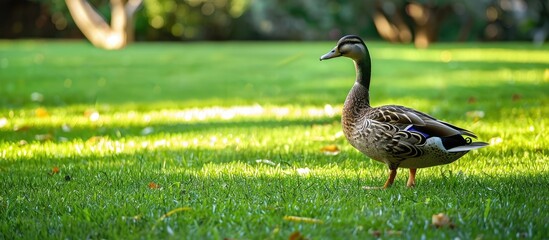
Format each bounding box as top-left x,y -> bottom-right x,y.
432,213 -> 455,229
52,166 -> 60,174
370,230 -> 382,238
369,229 -> 402,238
283,216 -> 323,224
288,231 -> 307,240
14,125 -> 31,132
321,145 -> 340,155
512,93 -> 522,102
467,96 -> 477,104
18,140 -> 28,146
35,107 -> 49,118
148,182 -> 160,189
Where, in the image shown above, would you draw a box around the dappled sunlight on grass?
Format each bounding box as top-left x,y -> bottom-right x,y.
0,105 -> 339,129
390,68 -> 547,88
374,46 -> 549,64
1,41 -> 548,239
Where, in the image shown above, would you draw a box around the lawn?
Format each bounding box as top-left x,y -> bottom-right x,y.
0,40 -> 548,239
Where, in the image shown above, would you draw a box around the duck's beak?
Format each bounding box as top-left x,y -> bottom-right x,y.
320,47 -> 341,61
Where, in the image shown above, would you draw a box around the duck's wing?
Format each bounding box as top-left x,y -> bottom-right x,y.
364,105 -> 487,160
366,105 -> 478,138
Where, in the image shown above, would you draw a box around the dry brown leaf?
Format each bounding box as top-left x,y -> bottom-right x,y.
321,145 -> 340,155
18,140 -> 28,146
370,229 -> 382,238
148,182 -> 160,189
52,166 -> 60,175
288,231 -> 307,240
432,213 -> 455,229
467,96 -> 477,104
512,93 -> 522,102
321,145 -> 339,152
14,125 -> 31,132
369,229 -> 402,238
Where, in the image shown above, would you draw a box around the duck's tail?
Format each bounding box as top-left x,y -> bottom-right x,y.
447,142 -> 489,152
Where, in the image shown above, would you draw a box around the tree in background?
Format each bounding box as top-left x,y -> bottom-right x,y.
66,0 -> 142,49
2,0 -> 547,45
141,0 -> 253,40
372,0 -> 475,48
371,0 -> 548,47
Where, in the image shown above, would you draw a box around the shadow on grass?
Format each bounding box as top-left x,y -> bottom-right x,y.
0,116 -> 340,143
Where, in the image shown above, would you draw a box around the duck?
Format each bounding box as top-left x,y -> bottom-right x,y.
320,35 -> 488,188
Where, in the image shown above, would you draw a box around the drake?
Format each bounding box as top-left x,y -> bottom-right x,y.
320,35 -> 488,188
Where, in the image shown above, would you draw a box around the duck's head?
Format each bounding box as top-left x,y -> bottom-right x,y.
320,35 -> 367,62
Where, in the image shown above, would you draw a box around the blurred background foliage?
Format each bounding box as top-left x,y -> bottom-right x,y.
1,0 -> 548,43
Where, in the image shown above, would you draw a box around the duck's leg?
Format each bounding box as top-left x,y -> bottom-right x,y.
406,168 -> 417,187
363,169 -> 398,190
383,169 -> 398,188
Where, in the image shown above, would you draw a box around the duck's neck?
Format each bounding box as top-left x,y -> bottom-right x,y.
354,58 -> 371,90
343,57 -> 372,113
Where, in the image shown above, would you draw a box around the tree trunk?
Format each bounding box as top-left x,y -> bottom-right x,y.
406,2 -> 453,48
65,0 -> 142,50
372,1 -> 412,43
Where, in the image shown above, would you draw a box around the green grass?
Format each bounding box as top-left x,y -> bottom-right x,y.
0,40 -> 548,239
